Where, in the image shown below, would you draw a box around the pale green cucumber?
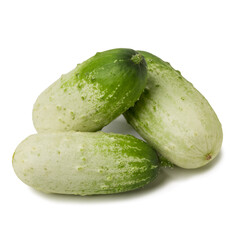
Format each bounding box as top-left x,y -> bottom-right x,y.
12,132 -> 159,195
124,51 -> 223,169
32,48 -> 147,132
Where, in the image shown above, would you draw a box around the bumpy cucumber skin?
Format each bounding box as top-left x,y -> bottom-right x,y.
124,51 -> 223,169
12,132 -> 159,195
32,49 -> 147,132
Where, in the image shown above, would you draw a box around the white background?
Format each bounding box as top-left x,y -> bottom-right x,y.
1,0 -> 239,239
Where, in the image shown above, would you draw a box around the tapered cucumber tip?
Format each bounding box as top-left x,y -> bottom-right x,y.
131,53 -> 143,65
205,153 -> 212,160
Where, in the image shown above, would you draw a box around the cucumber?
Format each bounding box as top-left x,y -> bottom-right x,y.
33,48 -> 147,132
12,132 -> 159,195
124,51 -> 223,169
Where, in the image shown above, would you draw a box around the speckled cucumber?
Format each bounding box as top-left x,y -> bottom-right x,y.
124,51 -> 223,169
12,132 -> 159,195
33,48 -> 147,132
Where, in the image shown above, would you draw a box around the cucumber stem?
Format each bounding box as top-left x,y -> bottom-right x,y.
131,53 -> 143,65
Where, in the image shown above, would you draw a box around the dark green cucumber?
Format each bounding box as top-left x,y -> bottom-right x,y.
33,48 -> 147,132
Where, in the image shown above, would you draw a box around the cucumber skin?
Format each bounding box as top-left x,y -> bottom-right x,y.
33,48 -> 147,132
124,51 -> 223,169
12,132 -> 159,195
